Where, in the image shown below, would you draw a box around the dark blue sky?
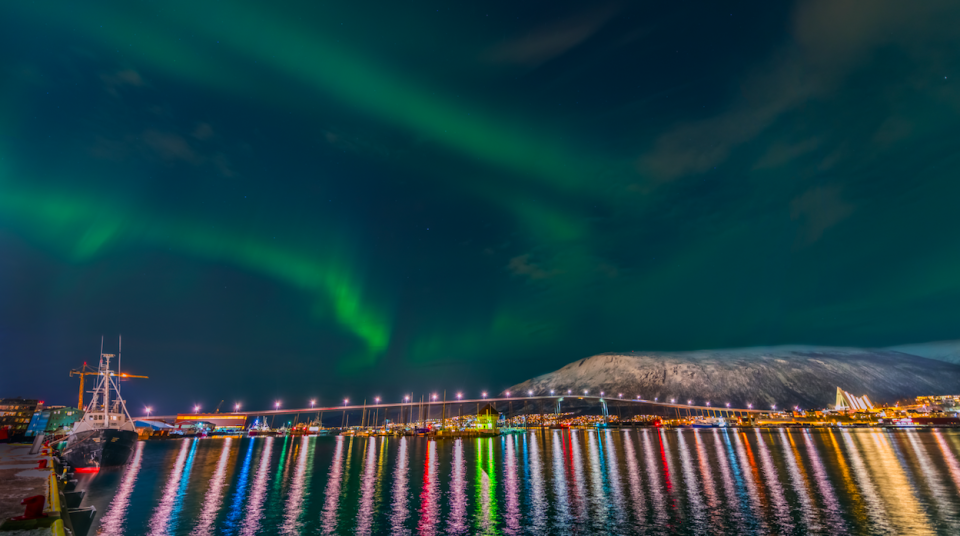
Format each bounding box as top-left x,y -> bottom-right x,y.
3,1 -> 960,415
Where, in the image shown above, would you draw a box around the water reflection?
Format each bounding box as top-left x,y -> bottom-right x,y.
601,430 -> 626,529
390,437 -> 410,533
448,439 -> 467,534
320,437 -> 346,535
525,433 -> 547,535
622,432 -> 647,528
281,436 -> 311,535
585,431 -> 609,529
147,438 -> 194,535
779,430 -> 819,531
98,441 -> 144,535
190,437 -> 233,536
643,429 -> 668,526
417,439 -> 439,535
223,438 -> 256,534
802,431 -> 845,532
692,431 -> 720,530
355,438 -> 379,535
83,429 -> 960,535
550,431 -> 571,531
239,436 -> 273,536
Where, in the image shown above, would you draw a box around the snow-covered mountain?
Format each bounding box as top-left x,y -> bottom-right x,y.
507,346 -> 960,409
886,340 -> 960,365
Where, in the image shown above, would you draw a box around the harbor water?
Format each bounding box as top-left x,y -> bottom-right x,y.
75,428 -> 960,534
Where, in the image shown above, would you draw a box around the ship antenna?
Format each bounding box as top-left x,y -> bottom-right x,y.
118,334 -> 122,397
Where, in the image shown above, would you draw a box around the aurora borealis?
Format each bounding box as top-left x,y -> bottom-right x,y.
4,1 -> 960,413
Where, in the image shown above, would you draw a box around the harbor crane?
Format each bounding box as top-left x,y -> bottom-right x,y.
70,361 -> 148,409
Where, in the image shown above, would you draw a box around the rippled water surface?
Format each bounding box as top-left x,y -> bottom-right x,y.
76,429 -> 960,534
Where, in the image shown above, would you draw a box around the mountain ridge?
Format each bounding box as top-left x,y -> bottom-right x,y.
507,345 -> 960,409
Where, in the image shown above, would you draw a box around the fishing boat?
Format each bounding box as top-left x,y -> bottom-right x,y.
61,344 -> 138,471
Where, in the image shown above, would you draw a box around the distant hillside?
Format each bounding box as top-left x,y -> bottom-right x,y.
507,346 -> 960,409
886,340 -> 960,365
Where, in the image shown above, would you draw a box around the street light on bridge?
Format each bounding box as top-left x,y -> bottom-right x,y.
310,400 -> 315,409
275,401 -> 280,411
505,391 -> 511,397
706,402 -> 710,406
235,403 -> 241,412
550,390 -> 555,395
344,399 -> 349,406
194,405 -> 200,414
748,403 -> 753,409
457,393 -> 462,400
528,390 -> 533,396
482,392 -> 487,399
145,406 -> 152,417
726,403 -> 730,408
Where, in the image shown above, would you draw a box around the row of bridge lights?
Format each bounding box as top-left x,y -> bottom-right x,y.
158,394 -> 780,416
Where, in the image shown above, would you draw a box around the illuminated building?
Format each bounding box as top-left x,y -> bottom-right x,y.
475,404 -> 499,432
835,387 -> 875,412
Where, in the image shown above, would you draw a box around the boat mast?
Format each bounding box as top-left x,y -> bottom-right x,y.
103,353 -> 111,428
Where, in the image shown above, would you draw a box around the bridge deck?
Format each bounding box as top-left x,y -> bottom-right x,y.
149,395 -> 763,421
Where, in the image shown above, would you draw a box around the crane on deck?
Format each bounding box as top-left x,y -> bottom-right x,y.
70,362 -> 148,409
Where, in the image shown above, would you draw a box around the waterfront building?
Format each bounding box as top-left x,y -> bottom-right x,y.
174,413 -> 247,432
475,403 -> 499,433
916,394 -> 960,411
835,387 -> 875,412
25,406 -> 84,437
0,397 -> 41,440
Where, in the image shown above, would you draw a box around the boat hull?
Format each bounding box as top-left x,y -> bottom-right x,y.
62,428 -> 138,469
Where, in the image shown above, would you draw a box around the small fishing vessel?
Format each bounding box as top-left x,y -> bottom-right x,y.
61,343 -> 138,471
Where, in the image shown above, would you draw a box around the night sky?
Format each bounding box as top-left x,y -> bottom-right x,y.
4,1 -> 960,415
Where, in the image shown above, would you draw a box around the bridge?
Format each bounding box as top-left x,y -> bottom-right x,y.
148,394 -> 766,423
